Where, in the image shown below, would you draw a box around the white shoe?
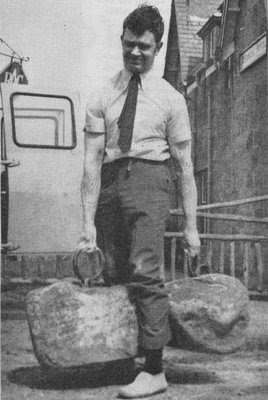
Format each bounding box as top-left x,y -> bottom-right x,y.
118,371 -> 168,398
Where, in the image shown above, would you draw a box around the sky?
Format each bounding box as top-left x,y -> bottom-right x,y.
1,0 -> 172,102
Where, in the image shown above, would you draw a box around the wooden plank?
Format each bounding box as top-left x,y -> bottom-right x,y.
164,232 -> 268,241
171,238 -> 176,281
230,242 -> 235,277
243,242 -> 250,289
248,290 -> 268,299
196,254 -> 201,275
160,249 -> 165,282
170,195 -> 268,213
196,195 -> 268,210
255,243 -> 264,292
183,251 -> 188,278
220,242 -> 225,274
170,209 -> 268,224
196,212 -> 268,224
207,241 -> 212,270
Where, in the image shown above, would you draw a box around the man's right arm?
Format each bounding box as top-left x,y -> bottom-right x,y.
79,131 -> 105,250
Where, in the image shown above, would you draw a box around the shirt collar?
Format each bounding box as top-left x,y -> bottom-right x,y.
117,67 -> 158,92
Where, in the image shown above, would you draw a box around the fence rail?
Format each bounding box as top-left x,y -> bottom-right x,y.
164,233 -> 267,293
165,195 -> 268,295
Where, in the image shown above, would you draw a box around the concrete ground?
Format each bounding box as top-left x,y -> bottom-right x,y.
1,283 -> 268,400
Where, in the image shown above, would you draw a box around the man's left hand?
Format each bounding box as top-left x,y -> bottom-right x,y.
183,227 -> 200,257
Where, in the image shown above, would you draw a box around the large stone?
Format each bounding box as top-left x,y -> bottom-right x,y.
26,281 -> 138,371
26,274 -> 251,372
166,274 -> 250,354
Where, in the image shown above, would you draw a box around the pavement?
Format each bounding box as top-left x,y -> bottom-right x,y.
1,282 -> 268,400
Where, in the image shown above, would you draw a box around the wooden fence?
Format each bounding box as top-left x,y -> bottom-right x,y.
164,195 -> 268,295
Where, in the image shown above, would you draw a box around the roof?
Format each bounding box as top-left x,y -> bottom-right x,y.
197,14 -> 222,38
164,0 -> 223,87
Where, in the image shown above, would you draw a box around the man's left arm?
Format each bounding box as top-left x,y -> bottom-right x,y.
169,139 -> 200,257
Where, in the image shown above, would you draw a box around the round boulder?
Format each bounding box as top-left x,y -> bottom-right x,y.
166,274 -> 250,353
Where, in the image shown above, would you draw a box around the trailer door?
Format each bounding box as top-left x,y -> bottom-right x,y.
1,83 -> 83,254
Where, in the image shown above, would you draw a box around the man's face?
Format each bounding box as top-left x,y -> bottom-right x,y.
121,28 -> 162,74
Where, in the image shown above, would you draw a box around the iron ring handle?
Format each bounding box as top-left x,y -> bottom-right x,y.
73,247 -> 105,287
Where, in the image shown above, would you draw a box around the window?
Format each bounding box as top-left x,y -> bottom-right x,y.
203,25 -> 220,64
210,26 -> 220,60
10,93 -> 76,149
224,55 -> 234,92
203,35 -> 210,63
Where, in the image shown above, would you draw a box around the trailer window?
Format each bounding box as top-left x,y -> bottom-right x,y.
10,93 -> 76,149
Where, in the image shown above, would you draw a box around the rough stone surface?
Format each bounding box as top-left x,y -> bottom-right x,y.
26,274 -> 251,371
26,281 -> 138,371
166,274 -> 250,354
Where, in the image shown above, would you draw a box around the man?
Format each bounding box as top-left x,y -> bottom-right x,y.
78,5 -> 200,398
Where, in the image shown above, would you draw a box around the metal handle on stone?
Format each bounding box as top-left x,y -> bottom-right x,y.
184,249 -> 199,277
188,254 -> 199,277
73,247 -> 105,287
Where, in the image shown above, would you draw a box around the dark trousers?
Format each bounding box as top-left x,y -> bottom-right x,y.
96,158 -> 172,350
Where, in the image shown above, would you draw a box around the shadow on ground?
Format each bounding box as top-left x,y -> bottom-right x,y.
165,364 -> 221,385
7,358 -> 221,391
7,359 -> 136,390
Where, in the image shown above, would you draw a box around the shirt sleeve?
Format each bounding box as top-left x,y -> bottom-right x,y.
166,91 -> 191,145
83,88 -> 106,133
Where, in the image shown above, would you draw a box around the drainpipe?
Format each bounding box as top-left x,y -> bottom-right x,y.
205,89 -> 213,266
207,90 -> 212,231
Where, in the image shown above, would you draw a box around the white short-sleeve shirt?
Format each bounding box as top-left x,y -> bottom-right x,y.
84,68 -> 191,163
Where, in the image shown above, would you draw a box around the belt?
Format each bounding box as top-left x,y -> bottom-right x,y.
105,157 -> 169,166
104,157 -> 169,174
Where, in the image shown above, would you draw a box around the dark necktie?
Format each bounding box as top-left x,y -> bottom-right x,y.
117,73 -> 140,153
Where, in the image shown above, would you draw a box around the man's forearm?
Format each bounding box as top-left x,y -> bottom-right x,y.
81,161 -> 101,237
170,140 -> 198,231
80,132 -> 105,243
179,168 -> 198,230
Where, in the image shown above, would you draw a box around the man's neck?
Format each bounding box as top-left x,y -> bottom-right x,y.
122,65 -> 155,81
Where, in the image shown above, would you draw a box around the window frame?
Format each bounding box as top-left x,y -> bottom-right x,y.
10,92 -> 77,150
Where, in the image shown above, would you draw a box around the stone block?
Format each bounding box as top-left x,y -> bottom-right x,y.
26,281 -> 138,371
166,274 -> 250,354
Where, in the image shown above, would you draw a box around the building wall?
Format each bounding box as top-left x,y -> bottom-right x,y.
164,0 -> 222,88
187,0 -> 267,288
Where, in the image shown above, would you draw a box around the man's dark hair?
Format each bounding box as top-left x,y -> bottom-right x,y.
122,4 -> 164,43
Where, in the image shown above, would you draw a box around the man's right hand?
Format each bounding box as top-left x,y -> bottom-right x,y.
77,225 -> 97,252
